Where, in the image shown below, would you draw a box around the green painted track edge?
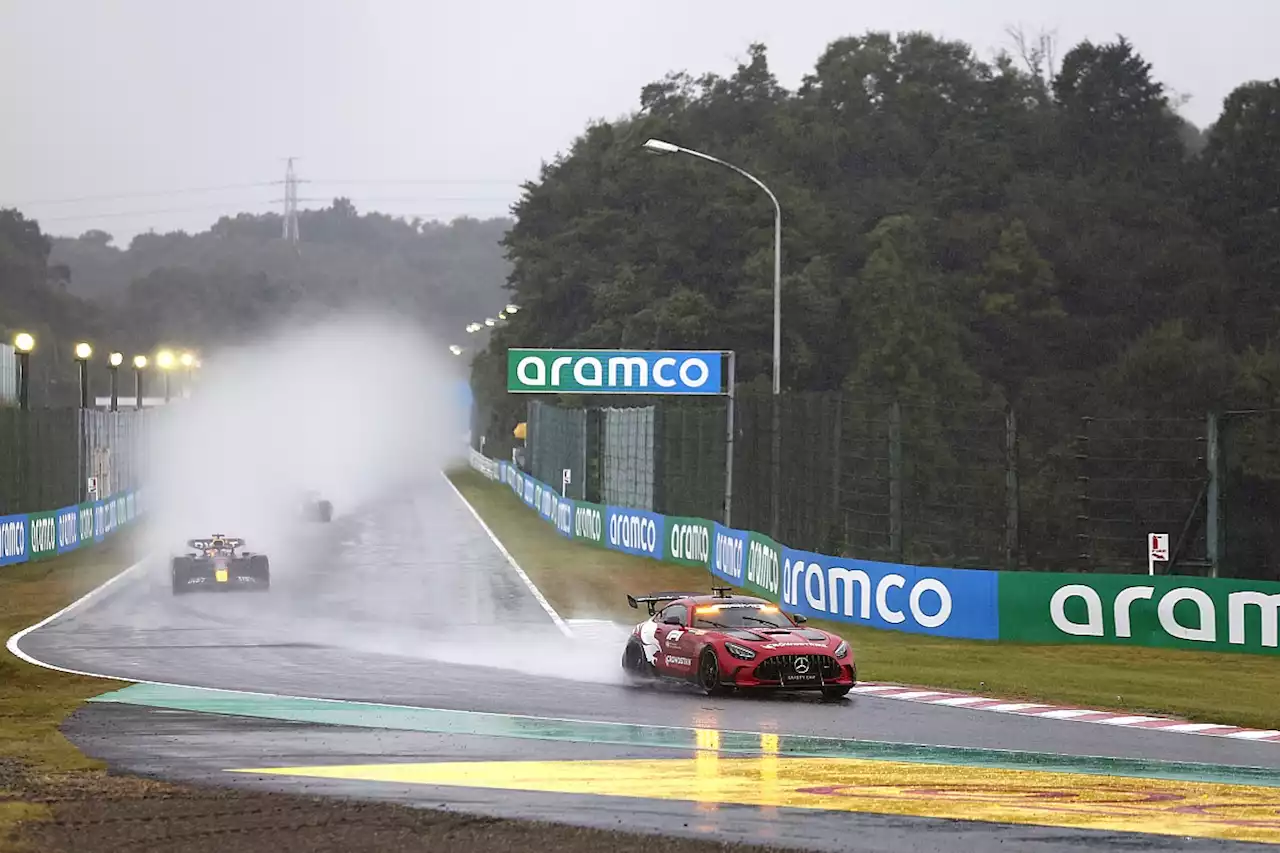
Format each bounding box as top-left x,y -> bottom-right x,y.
89,683 -> 1280,788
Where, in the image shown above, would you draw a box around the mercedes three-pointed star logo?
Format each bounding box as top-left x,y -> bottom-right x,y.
793,656 -> 810,674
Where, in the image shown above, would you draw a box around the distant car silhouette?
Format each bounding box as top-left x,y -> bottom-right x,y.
300,492 -> 332,523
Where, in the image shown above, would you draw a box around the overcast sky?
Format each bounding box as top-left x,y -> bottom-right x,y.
1,0 -> 1275,242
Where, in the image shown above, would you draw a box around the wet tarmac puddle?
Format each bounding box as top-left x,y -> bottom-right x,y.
231,750 -> 1280,845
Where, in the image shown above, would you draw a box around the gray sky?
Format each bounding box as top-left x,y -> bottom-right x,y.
2,0 -> 1275,242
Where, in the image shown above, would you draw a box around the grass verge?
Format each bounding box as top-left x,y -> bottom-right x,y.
0,532 -> 143,851
0,535 -> 141,775
450,468 -> 1280,731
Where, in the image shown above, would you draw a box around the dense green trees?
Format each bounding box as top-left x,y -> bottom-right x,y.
476,31 -> 1276,423
471,30 -> 1279,574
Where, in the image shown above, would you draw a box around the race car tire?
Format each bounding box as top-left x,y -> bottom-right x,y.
249,554 -> 271,589
697,648 -> 729,696
621,638 -> 655,679
821,686 -> 852,700
317,500 -> 333,523
171,557 -> 191,596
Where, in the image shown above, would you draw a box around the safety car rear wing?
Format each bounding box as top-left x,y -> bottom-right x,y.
626,591 -> 699,616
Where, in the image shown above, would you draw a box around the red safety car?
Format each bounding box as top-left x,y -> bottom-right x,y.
621,587 -> 856,699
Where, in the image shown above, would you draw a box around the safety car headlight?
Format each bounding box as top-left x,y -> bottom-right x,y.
834,641 -> 849,659
724,641 -> 756,661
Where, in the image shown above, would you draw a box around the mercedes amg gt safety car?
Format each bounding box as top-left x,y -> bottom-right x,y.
622,587 -> 856,698
300,492 -> 333,523
171,535 -> 270,595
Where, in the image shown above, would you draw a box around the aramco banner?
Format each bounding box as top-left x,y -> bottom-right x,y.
507,349 -> 724,395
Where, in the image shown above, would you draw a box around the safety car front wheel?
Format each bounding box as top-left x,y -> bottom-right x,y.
698,648 -> 729,696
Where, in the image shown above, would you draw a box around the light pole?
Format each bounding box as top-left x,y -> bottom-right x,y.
643,137 -> 784,536
156,349 -> 174,402
13,332 -> 34,411
108,352 -> 123,411
132,355 -> 147,409
643,138 -> 782,394
180,351 -> 195,398
74,342 -> 92,409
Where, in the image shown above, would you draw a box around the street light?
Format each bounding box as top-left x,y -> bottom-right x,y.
13,332 -> 33,411
73,342 -> 92,409
484,318 -> 496,327
449,344 -> 464,356
643,137 -> 784,536
179,351 -> 195,398
156,349 -> 174,402
643,137 -> 782,394
505,304 -> 520,314
132,355 -> 147,409
108,352 -> 123,412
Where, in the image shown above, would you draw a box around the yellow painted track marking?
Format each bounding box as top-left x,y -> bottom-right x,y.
230,756 -> 1280,845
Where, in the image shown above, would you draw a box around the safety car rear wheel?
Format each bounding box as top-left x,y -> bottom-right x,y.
621,638 -> 655,680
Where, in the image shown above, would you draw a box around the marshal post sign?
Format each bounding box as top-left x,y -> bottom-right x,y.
507,349 -> 724,395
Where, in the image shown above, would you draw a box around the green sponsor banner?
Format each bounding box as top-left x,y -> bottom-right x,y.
27,510 -> 58,560
571,501 -> 605,547
664,516 -> 712,567
999,572 -> 1280,656
743,531 -> 782,602
506,349 -> 724,395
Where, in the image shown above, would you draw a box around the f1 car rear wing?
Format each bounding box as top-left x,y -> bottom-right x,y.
188,537 -> 243,551
627,591 -> 700,615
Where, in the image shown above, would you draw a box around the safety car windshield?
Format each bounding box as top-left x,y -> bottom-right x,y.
692,604 -> 794,630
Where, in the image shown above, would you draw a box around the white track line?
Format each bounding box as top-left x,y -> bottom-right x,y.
6,556 -> 151,676
439,470 -> 573,638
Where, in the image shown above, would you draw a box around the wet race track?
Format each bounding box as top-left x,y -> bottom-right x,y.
12,476 -> 1280,851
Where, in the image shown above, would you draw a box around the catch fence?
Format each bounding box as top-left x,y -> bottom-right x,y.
492,391 -> 1275,578
0,407 -> 157,515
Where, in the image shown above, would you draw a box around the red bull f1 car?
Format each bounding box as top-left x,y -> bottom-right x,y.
622,587 -> 856,699
171,535 -> 270,595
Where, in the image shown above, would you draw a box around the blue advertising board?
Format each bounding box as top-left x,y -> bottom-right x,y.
780,547 -> 999,640
604,505 -> 666,559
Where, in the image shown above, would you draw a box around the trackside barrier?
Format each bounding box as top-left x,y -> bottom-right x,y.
0,489 -> 144,569
469,453 -> 1280,656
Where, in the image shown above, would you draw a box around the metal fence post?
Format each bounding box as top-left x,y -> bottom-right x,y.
1206,411 -> 1222,578
723,351 -> 736,527
1075,417 -> 1091,565
889,400 -> 903,562
831,393 -> 842,553
1005,406 -> 1020,571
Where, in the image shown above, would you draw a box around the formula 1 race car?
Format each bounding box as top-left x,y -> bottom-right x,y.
300,492 -> 333,523
621,587 -> 856,699
171,535 -> 270,595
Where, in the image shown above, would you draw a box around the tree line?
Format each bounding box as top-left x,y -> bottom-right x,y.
0,200 -> 513,405
469,30 -> 1280,575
